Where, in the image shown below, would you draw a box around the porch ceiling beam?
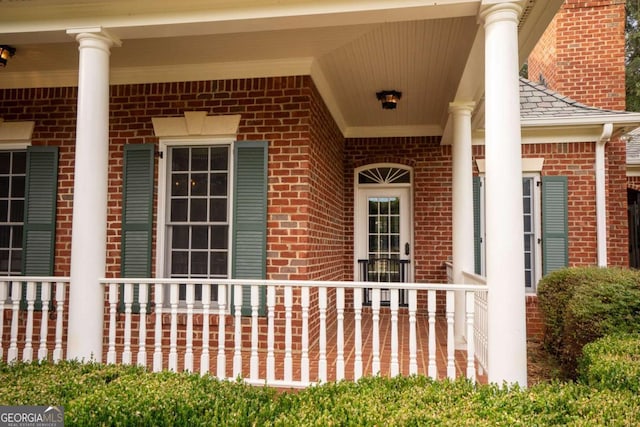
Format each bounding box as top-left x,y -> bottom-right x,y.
0,1 -> 481,43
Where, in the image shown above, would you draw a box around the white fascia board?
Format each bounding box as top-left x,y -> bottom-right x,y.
627,163 -> 640,177
472,125 -> 604,145
521,114 -> 640,128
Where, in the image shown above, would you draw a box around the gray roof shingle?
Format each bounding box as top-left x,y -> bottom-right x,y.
519,77 -> 630,119
518,78 -> 640,164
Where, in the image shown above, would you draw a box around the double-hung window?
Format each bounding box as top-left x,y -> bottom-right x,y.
166,145 -> 230,302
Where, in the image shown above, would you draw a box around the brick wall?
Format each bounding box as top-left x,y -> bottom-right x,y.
0,77 -> 348,281
307,82 -> 346,282
527,0 -> 626,111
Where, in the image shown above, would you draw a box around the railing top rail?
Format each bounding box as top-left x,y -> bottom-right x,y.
99,277 -> 488,292
461,270 -> 487,286
0,276 -> 70,282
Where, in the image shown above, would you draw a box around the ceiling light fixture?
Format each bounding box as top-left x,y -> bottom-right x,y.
0,45 -> 16,67
376,90 -> 402,110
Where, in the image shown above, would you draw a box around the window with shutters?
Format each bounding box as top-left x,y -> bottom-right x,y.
474,174 -> 547,292
165,144 -> 230,302
0,150 -> 26,275
149,138 -> 267,313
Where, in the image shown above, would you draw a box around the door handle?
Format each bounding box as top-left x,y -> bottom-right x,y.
405,242 -> 410,256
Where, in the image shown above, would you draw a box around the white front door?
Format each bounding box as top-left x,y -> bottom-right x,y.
355,187 -> 412,304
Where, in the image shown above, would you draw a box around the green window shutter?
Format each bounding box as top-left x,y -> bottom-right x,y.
232,141 -> 268,316
121,144 -> 155,312
472,176 -> 482,275
542,176 -> 568,275
22,146 -> 58,309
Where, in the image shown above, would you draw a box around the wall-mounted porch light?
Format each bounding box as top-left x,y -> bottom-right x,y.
0,45 -> 16,67
376,90 -> 402,110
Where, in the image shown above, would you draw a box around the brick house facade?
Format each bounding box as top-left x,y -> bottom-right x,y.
2,0 -> 640,385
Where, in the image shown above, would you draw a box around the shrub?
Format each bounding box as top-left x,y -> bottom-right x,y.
563,281 -> 640,376
579,333 -> 640,393
537,267 -> 640,378
2,363 -> 640,425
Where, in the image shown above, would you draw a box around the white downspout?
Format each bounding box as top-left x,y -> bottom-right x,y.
596,123 -> 613,267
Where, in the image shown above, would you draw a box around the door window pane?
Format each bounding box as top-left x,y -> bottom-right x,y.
367,196 -> 401,260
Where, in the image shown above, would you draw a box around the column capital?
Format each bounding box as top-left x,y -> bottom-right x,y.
449,101 -> 476,115
479,1 -> 522,27
67,27 -> 122,48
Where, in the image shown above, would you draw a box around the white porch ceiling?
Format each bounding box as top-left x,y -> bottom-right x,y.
0,0 -> 560,138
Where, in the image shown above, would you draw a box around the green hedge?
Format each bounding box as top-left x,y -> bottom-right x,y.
579,333 -> 640,393
1,362 -> 640,426
537,267 -> 640,378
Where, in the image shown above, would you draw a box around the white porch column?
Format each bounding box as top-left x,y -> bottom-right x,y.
450,102 -> 475,348
66,28 -> 120,361
480,2 -> 527,386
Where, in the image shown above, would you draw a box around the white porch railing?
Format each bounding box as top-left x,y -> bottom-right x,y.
0,277 -> 68,363
462,271 -> 488,376
100,278 -> 487,388
0,276 -> 488,388
445,262 -> 489,377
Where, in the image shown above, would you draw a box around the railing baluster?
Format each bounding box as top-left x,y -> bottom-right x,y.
122,283 -> 133,365
353,288 -> 363,380
38,282 -> 51,361
446,290 -> 456,379
200,284 -> 211,375
466,291 -> 476,381
250,285 -> 259,381
153,283 -> 164,372
23,281 -> 35,362
184,284 -> 195,372
475,289 -> 488,376
301,286 -> 310,384
0,281 -> 6,361
266,285 -> 276,382
427,289 -> 437,379
53,282 -> 65,362
217,285 -> 227,379
408,289 -> 418,375
137,283 -> 148,368
284,285 -> 293,383
168,283 -> 179,371
390,288 -> 399,377
232,284 -> 243,378
335,287 -> 345,381
107,282 -> 118,364
8,281 -> 20,363
371,288 -> 380,375
318,286 -> 327,382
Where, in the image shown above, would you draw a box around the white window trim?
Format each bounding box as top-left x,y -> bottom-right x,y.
353,163 -> 414,282
0,119 -> 34,149
523,173 -> 543,291
476,157 -> 544,295
155,137 -> 235,312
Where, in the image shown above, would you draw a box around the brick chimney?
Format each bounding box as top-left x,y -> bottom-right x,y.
527,0 -> 626,111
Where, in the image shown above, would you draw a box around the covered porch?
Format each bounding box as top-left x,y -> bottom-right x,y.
0,0 -> 570,387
